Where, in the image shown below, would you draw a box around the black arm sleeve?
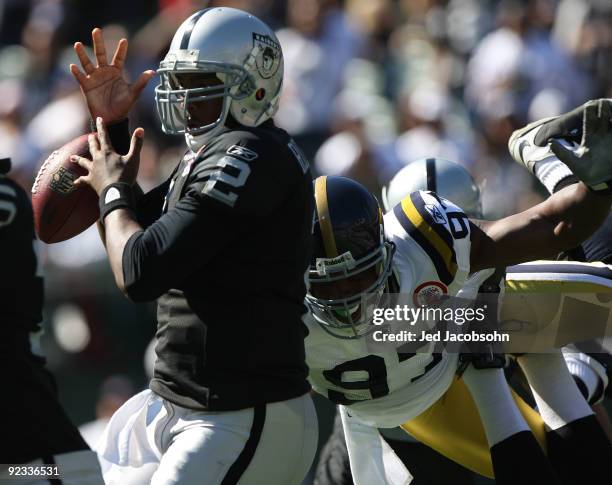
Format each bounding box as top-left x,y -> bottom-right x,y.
101,117 -> 177,228
122,183 -> 256,301
96,115 -> 176,229
133,178 -> 173,229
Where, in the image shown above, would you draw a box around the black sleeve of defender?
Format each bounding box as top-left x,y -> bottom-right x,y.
1,179 -> 35,274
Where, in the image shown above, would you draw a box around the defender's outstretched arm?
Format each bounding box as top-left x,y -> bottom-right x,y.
470,99 -> 612,272
470,182 -> 611,271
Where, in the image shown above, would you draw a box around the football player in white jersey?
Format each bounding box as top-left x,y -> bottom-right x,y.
305,99 -> 612,485
314,158 -> 495,485
384,158 -> 611,401
314,157 -> 612,485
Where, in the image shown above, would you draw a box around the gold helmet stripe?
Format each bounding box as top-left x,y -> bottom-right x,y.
314,176 -> 339,257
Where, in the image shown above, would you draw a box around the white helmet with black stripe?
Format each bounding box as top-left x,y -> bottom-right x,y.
155,7 -> 283,142
382,158 -> 482,218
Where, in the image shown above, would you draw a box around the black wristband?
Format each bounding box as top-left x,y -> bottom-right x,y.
99,182 -> 135,224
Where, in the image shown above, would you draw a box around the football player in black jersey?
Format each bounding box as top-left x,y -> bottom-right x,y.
0,158 -> 104,483
68,8 -> 317,484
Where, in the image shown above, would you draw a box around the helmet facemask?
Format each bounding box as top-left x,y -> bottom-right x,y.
155,51 -> 254,136
307,241 -> 396,339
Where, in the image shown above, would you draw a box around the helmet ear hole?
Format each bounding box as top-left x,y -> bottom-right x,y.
255,88 -> 266,101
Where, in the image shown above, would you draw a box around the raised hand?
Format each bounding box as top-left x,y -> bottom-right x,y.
70,28 -> 156,123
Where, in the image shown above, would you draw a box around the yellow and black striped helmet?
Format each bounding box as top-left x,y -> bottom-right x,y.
307,176 -> 395,338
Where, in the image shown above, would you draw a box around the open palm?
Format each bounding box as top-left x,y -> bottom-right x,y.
70,28 -> 156,123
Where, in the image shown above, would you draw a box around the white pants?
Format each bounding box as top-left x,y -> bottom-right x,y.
0,450 -> 104,484
97,390 -> 318,485
340,407 -> 413,485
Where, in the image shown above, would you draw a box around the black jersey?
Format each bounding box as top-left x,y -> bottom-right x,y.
0,167 -> 89,462
0,172 -> 43,351
119,120 -> 314,411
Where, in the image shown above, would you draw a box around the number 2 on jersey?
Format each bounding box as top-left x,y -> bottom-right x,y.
202,156 -> 252,207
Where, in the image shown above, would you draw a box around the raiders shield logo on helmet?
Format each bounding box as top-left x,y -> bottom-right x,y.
252,33 -> 281,79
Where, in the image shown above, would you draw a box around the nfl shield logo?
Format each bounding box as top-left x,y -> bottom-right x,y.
49,167 -> 77,195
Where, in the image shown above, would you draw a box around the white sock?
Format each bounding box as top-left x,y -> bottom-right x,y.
563,352 -> 603,403
518,352 -> 593,430
534,158 -> 574,194
462,365 -> 530,446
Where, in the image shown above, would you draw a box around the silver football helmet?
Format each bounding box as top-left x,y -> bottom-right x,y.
155,7 -> 284,142
381,158 -> 482,218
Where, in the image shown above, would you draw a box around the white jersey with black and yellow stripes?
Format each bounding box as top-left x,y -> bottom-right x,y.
502,260 -> 612,349
305,190 -> 481,428
386,190 -> 472,297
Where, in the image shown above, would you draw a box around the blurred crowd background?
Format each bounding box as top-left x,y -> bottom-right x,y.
1,0 -> 612,481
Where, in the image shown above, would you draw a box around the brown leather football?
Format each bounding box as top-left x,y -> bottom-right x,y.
32,134 -> 99,243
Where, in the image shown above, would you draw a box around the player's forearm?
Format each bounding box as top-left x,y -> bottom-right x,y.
532,182 -> 612,251
471,182 -> 612,270
103,209 -> 142,294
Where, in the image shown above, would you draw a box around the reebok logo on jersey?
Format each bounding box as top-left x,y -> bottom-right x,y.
227,145 -> 259,162
425,204 -> 446,225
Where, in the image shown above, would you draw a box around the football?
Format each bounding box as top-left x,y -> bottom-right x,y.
32,134 -> 99,243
